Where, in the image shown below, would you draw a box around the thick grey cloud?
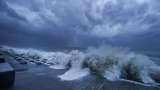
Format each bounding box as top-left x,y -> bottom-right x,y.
0,0 -> 74,50
5,0 -> 160,37
0,0 -> 160,50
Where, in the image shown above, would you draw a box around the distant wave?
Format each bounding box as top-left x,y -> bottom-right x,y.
1,45 -> 160,86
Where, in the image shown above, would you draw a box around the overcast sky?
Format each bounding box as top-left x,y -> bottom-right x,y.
0,0 -> 160,50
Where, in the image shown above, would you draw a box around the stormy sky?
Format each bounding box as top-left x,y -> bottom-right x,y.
0,0 -> 160,51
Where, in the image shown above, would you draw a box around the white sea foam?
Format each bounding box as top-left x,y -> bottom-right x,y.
58,68 -> 90,81
1,45 -> 160,85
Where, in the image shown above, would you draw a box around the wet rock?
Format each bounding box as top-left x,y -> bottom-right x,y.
16,58 -> 23,61
19,60 -> 28,65
29,60 -> 35,63
36,59 -> 41,62
35,62 -> 43,65
41,60 -> 47,63
14,56 -> 20,60
46,62 -> 55,65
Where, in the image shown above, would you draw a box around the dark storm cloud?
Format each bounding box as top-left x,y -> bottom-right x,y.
0,0 -> 160,50
0,0 -> 26,23
0,0 -> 76,49
5,0 -> 160,36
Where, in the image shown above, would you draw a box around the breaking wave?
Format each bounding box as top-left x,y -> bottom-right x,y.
1,45 -> 160,86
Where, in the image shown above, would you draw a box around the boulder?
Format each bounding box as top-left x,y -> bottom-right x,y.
18,60 -> 28,65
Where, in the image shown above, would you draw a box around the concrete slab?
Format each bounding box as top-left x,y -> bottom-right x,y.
0,63 -> 15,88
0,57 -> 5,63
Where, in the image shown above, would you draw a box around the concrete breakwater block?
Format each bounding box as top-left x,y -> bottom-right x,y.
0,63 -> 15,88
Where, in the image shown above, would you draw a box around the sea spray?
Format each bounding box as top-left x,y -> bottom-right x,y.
1,45 -> 160,85
58,50 -> 90,80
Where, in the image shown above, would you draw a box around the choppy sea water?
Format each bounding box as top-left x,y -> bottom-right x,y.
1,45 -> 160,88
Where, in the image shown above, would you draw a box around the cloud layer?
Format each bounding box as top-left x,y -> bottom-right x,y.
0,0 -> 160,50
5,0 -> 160,38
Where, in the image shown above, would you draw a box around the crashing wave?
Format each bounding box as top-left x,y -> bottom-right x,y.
1,45 -> 160,86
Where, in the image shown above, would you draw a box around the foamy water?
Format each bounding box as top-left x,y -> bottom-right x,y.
1,45 -> 160,86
